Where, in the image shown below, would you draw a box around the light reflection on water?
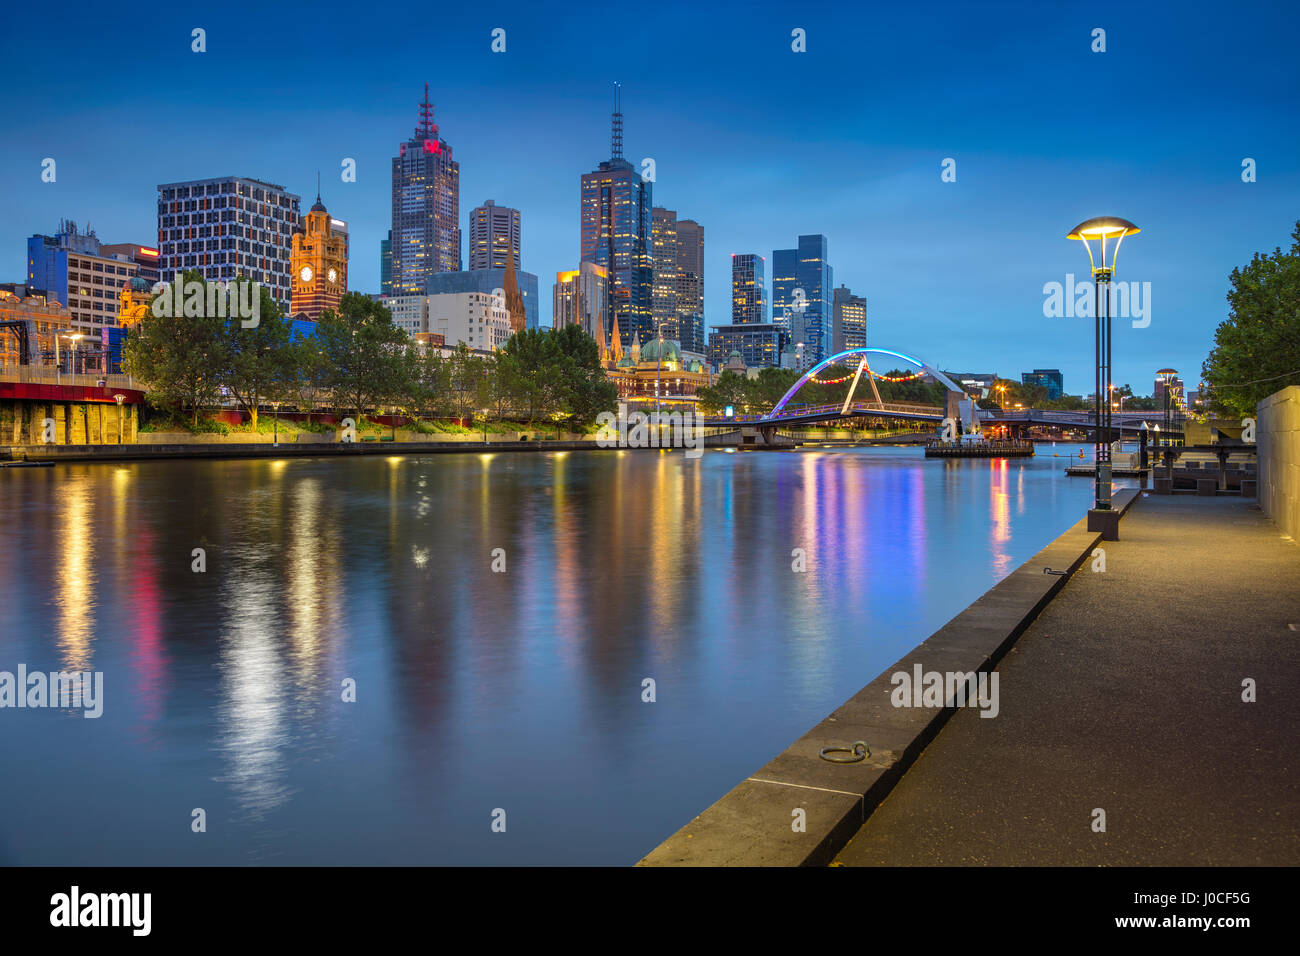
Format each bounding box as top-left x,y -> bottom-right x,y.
0,445 -> 1100,865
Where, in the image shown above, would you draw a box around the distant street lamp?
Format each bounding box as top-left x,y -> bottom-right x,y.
1156,368 -> 1178,446
1069,216 -> 1139,520
114,393 -> 126,444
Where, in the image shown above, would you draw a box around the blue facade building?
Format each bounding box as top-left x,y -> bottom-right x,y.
771,235 -> 833,365
1022,368 -> 1064,400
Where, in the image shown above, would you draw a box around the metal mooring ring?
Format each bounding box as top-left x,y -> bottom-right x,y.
819,740 -> 870,763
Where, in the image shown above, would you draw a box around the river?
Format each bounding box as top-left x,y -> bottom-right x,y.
0,444 -> 1103,864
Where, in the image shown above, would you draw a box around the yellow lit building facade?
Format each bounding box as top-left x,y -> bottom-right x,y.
290,194 -> 349,319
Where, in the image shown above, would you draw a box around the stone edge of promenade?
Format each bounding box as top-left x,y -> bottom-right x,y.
3,440 -> 607,462
637,487 -> 1140,867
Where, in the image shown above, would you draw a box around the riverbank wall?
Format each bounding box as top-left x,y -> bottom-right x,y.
638,488 -> 1140,866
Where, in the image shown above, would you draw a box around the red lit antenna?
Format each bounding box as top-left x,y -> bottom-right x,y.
417,82 -> 438,141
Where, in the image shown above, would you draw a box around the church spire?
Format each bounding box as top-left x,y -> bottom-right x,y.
503,231 -> 526,335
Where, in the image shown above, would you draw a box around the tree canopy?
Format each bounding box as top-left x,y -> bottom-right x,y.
1202,220 -> 1300,416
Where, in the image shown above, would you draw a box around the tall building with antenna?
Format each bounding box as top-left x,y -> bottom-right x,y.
579,84 -> 654,350
390,84 -> 461,296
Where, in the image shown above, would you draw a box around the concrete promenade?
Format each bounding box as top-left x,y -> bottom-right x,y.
834,495 -> 1300,865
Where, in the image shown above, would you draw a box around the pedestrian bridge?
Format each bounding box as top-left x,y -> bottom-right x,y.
701,346 -> 960,427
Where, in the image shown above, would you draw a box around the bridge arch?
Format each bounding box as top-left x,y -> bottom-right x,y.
765,347 -> 965,420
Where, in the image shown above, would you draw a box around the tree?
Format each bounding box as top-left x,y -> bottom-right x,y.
546,323 -> 618,425
408,346 -> 452,420
498,328 -> 563,424
286,334 -> 329,424
218,281 -> 292,429
314,293 -> 412,420
445,344 -> 484,422
695,369 -> 751,414
1202,221 -> 1300,416
121,268 -> 228,426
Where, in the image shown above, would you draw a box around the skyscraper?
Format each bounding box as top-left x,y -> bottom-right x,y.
832,284 -> 866,355
156,177 -> 301,310
553,262 -> 609,349
390,84 -> 460,296
772,235 -> 833,365
651,207 -> 679,336
469,200 -> 521,271
708,254 -> 782,369
580,85 -> 653,351
650,209 -> 706,357
731,254 -> 767,324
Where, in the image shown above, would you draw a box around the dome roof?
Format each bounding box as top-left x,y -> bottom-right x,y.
616,354 -> 635,368
686,359 -> 703,373
129,276 -> 153,293
310,198 -> 328,213
642,338 -> 681,362
728,349 -> 742,359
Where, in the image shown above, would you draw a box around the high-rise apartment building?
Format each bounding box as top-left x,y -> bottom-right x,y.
832,284 -> 866,355
772,235 -> 833,364
468,200 -> 521,271
27,220 -> 142,337
290,192 -> 349,319
580,86 -> 653,351
156,176 -> 302,310
390,84 -> 461,296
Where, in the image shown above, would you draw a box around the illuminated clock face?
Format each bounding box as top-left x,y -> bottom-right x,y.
299,266 -> 314,283
327,268 -> 337,283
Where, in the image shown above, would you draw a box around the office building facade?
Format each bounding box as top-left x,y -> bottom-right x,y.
553,263 -> 608,346
832,284 -> 866,355
424,268 -> 539,330
156,176 -> 301,310
27,221 -> 141,337
1021,368 -> 1064,400
468,200 -> 521,271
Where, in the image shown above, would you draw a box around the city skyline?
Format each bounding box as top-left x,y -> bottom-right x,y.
3,0 -> 1298,390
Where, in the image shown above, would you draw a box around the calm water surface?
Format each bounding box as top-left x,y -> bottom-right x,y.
0,445 -> 1103,864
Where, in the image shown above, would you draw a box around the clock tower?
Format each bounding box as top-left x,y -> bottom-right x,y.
290,187 -> 349,319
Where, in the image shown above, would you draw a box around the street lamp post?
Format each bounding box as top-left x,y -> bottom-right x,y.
114,393 -> 126,444
1069,217 -> 1139,538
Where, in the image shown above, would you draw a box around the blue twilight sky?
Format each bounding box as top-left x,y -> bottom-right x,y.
2,0 -> 1297,393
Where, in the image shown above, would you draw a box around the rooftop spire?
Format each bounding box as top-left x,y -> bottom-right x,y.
417,82 -> 438,141
611,82 -> 623,159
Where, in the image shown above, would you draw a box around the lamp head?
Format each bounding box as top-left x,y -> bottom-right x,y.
1067,216 -> 1139,277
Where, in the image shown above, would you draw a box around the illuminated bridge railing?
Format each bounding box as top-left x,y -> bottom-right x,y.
0,366 -> 141,391
753,401 -> 943,422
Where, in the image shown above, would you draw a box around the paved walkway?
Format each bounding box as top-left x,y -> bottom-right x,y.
834,495 -> 1300,866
